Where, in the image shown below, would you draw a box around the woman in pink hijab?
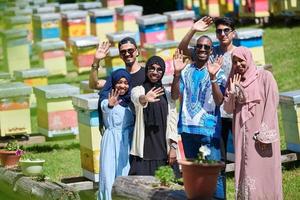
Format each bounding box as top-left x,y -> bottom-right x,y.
224,46 -> 283,200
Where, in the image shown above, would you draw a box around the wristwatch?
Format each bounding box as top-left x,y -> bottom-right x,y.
170,143 -> 178,150
91,62 -> 99,70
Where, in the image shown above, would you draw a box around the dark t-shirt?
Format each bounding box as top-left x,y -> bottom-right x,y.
131,67 -> 145,87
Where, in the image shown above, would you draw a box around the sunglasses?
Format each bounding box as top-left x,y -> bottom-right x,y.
195,44 -> 211,51
148,66 -> 163,74
216,28 -> 233,36
120,48 -> 136,56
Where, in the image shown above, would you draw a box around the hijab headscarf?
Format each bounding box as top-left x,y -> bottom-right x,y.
228,46 -> 261,124
143,56 -> 168,128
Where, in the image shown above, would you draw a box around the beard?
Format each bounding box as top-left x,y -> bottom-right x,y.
125,60 -> 135,68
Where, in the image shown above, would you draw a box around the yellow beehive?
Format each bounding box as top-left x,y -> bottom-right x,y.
79,2 -> 103,35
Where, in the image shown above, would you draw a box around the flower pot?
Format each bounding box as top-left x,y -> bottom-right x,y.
19,159 -> 45,176
178,159 -> 225,200
0,150 -> 21,168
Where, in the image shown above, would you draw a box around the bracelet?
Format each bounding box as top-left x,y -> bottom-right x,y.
108,104 -> 114,109
170,143 -> 178,150
91,62 -> 99,70
211,79 -> 218,83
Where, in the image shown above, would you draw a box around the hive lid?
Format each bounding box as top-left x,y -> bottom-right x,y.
280,90 -> 300,104
79,2 -> 102,10
106,31 -> 137,42
108,47 -> 119,57
35,40 -> 66,52
115,5 -> 143,15
88,8 -> 115,17
72,93 -> 99,110
33,13 -> 61,21
33,6 -> 56,14
69,36 -> 99,47
163,10 -> 195,21
5,15 -> 31,25
14,68 -> 49,79
136,14 -> 167,26
0,82 -> 32,98
34,84 -> 80,99
235,28 -> 264,39
0,29 -> 28,39
31,0 -> 47,6
61,10 -> 87,19
55,3 -> 79,12
0,72 -> 11,80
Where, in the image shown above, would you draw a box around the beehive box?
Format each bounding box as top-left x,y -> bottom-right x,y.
116,5 -> 143,34
32,13 -> 61,42
163,10 -> 195,42
0,72 -> 11,83
136,14 -> 168,47
14,68 -> 49,107
35,40 -> 67,76
61,11 -> 87,47
199,0 -> 221,17
101,0 -> 124,9
89,8 -> 115,41
239,0 -> 270,17
0,29 -> 30,75
34,84 -> 80,138
80,80 -> 98,94
55,3 -> 79,12
33,6 -> 56,14
106,31 -> 139,47
0,82 -> 32,137
72,93 -> 101,182
280,90 -> 300,152
69,36 -> 99,74
79,2 -> 103,36
234,29 -> 265,66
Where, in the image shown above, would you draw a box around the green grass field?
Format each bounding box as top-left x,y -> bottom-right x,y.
2,23 -> 300,200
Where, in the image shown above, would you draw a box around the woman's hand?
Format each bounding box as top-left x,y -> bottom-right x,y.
207,55 -> 223,80
108,89 -> 120,108
168,148 -> 177,165
229,73 -> 241,94
145,87 -> 164,103
173,49 -> 188,76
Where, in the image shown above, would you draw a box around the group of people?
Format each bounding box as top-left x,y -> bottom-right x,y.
89,16 -> 283,200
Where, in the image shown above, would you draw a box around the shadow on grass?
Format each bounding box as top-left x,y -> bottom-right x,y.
282,160 -> 300,171
23,141 -> 80,153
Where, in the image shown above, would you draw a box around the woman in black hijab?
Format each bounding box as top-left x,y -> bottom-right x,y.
129,56 -> 179,176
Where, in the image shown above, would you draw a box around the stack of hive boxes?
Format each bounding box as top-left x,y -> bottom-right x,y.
199,0 -> 221,17
136,14 -> 168,47
89,8 -> 115,41
70,36 -> 104,74
34,84 -> 80,138
280,90 -> 300,152
32,13 -> 61,42
61,11 -> 87,47
79,2 -> 102,36
239,0 -> 269,18
14,68 -> 49,107
72,93 -> 101,182
163,10 -> 195,42
0,82 -> 32,137
36,40 -> 67,76
115,5 -> 143,43
0,29 -> 30,74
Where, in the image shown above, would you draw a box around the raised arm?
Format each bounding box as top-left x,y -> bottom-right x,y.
89,41 -> 110,90
178,16 -> 213,58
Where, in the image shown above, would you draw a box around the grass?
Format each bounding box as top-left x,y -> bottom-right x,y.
1,22 -> 300,200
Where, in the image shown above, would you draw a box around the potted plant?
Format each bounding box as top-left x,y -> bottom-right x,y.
178,145 -> 225,200
19,153 -> 45,176
0,140 -> 23,168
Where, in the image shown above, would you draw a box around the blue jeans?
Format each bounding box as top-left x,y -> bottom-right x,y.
181,133 -> 225,200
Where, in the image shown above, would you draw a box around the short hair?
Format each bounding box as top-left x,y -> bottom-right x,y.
214,17 -> 235,30
197,35 -> 213,46
118,37 -> 137,49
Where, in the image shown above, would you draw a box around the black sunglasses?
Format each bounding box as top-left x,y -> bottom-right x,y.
120,48 -> 136,56
148,66 -> 163,74
195,44 -> 211,51
216,28 -> 233,36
